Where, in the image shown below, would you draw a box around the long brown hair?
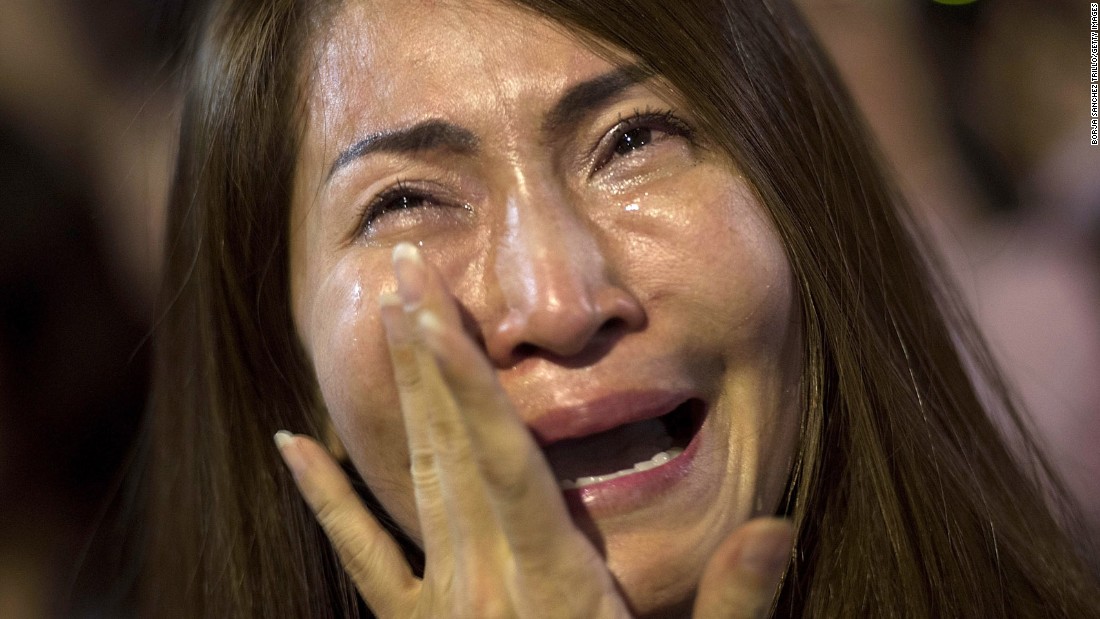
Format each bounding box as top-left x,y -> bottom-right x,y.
143,0 -> 1099,616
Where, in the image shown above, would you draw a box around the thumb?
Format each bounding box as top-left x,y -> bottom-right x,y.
692,518 -> 793,619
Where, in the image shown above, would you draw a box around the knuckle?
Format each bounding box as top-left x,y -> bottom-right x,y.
338,539 -> 370,572
479,443 -> 535,500
461,576 -> 513,619
316,506 -> 357,542
409,453 -> 439,487
340,541 -> 381,581
467,596 -> 512,619
394,367 -> 424,391
388,341 -> 417,367
311,492 -> 348,528
449,376 -> 493,408
428,413 -> 464,448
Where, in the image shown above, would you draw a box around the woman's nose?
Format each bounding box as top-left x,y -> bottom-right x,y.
483,189 -> 646,366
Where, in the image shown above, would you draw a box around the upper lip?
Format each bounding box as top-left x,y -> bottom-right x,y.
528,389 -> 695,447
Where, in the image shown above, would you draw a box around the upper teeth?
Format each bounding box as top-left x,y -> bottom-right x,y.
558,447 -> 685,490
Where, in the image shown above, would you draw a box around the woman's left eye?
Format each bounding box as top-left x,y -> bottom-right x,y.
594,110 -> 694,172
614,126 -> 654,156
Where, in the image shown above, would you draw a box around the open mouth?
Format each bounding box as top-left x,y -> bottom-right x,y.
542,399 -> 705,490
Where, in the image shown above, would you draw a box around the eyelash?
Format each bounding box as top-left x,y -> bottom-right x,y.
355,179 -> 476,239
358,179 -> 428,235
591,108 -> 695,172
356,108 -> 694,236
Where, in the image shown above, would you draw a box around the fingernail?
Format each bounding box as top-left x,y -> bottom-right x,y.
274,430 -> 295,449
379,292 -> 402,308
393,242 -> 425,310
739,522 -> 793,576
274,431 -> 305,478
416,310 -> 447,352
417,309 -> 443,336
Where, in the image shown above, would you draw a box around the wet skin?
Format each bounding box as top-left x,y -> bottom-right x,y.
288,0 -> 802,615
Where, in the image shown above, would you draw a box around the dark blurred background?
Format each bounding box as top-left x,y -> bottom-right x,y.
798,0 -> 1100,549
0,0 -> 196,616
0,0 -> 1096,616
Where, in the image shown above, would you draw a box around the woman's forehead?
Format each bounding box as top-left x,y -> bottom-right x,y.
305,0 -> 626,143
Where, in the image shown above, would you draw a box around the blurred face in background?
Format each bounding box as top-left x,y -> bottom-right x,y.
289,0 -> 802,613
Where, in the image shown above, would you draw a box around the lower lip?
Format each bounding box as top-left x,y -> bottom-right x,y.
561,405 -> 706,517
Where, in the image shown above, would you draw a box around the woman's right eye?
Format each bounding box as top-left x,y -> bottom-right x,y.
370,190 -> 432,219
356,181 -> 467,239
364,179 -> 430,220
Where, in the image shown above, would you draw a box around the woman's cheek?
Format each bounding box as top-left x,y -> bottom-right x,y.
309,264 -> 414,515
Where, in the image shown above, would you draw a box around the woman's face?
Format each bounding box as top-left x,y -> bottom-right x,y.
290,0 -> 801,613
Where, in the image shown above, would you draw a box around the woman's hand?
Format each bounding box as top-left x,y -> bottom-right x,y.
275,243 -> 793,618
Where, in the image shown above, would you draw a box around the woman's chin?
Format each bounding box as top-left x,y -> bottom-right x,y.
567,441 -> 739,618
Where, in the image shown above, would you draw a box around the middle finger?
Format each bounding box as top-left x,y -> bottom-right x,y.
393,246 -> 601,565
390,247 -> 509,576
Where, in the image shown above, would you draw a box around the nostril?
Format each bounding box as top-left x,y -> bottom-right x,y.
511,342 -> 539,363
486,281 -> 647,368
599,316 -> 628,335
502,315 -> 635,368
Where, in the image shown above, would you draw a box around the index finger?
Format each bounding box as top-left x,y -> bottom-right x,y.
417,311 -> 586,552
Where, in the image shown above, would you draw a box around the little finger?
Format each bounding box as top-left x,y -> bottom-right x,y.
275,431 -> 419,618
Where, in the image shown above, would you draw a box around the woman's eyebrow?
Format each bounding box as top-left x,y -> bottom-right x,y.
326,64 -> 648,182
542,63 -> 649,136
327,120 -> 479,180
